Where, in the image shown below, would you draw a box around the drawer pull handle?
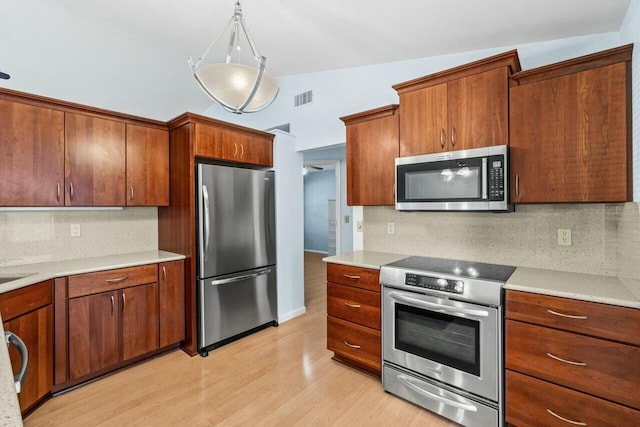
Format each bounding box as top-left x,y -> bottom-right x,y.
343,274 -> 361,280
546,409 -> 586,426
343,341 -> 361,349
547,309 -> 587,320
110,295 -> 115,314
162,266 -> 167,282
547,352 -> 587,367
105,276 -> 129,284
343,302 -> 361,309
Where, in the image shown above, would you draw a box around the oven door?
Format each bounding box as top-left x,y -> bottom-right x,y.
382,286 -> 500,401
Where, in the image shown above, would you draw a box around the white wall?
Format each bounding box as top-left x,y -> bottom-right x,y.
302,146 -> 353,253
0,0 -> 209,121
272,131 -> 306,323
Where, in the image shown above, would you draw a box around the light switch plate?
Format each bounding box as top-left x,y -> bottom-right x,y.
387,223 -> 395,234
70,224 -> 81,237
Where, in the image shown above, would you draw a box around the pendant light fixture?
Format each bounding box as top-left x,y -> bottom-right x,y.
188,1 -> 279,114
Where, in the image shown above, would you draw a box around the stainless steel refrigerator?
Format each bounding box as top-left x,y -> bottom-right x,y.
197,163 -> 277,356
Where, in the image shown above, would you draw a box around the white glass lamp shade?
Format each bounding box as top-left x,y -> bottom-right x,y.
195,63 -> 279,113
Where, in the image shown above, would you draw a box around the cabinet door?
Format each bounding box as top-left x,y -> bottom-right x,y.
0,99 -> 64,206
65,113 -> 126,206
126,124 -> 169,206
159,260 -> 185,347
510,63 -> 629,203
121,283 -> 159,361
398,83 -> 447,156
68,291 -> 119,380
238,136 -> 273,167
447,67 -> 509,151
346,114 -> 399,205
3,305 -> 53,414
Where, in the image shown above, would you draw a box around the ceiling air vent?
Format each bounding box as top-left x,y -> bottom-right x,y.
294,90 -> 313,107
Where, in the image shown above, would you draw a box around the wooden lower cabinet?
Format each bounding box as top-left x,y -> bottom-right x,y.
68,291 -> 120,380
159,260 -> 185,347
326,263 -> 382,377
68,283 -> 159,380
121,283 -> 159,361
0,280 -> 53,415
505,290 -> 640,425
506,370 -> 640,427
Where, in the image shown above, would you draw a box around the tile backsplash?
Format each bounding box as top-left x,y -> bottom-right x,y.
363,204 -> 633,276
0,208 -> 158,267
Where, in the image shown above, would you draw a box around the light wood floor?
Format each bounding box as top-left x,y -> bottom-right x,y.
26,252 -> 454,426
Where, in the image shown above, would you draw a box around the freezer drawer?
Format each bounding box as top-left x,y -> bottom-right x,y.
198,266 -> 277,352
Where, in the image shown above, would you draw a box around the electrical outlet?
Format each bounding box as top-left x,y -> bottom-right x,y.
387,222 -> 395,234
557,228 -> 571,246
356,221 -> 363,232
70,224 -> 81,238
344,215 -> 350,224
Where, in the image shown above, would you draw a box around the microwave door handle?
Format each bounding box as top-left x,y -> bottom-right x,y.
397,375 -> 478,412
481,158 -> 488,199
388,291 -> 489,317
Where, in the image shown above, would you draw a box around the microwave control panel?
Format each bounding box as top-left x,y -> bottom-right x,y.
405,274 -> 464,294
488,155 -> 505,201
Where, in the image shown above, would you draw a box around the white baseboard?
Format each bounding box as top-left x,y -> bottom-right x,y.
304,249 -> 328,255
278,306 -> 307,323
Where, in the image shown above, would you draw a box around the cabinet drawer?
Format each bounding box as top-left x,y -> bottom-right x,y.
327,283 -> 380,330
0,280 -> 52,322
327,316 -> 381,372
68,264 -> 158,298
506,319 -> 640,409
506,290 -> 640,345
506,370 -> 640,427
326,263 -> 380,292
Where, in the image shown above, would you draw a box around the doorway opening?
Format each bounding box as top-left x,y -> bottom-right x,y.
303,159 -> 341,255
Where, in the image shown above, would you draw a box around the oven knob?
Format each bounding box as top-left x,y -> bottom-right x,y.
454,281 -> 464,293
436,278 -> 448,287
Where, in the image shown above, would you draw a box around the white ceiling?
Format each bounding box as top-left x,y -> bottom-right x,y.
32,0 -> 634,77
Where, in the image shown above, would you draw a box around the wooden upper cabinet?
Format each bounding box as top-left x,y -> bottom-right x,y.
189,114 -> 274,167
509,45 -> 633,203
398,84 -> 447,156
394,50 -> 520,156
65,113 -> 126,206
126,124 -> 169,206
447,67 -> 509,151
0,99 -> 64,206
340,105 -> 399,206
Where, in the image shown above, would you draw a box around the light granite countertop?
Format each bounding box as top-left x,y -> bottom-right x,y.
322,250 -> 407,270
0,250 -> 185,295
0,321 -> 22,427
505,267 -> 640,309
323,250 -> 640,309
0,250 -> 185,423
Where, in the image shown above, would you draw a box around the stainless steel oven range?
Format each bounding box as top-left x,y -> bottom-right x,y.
380,256 -> 515,427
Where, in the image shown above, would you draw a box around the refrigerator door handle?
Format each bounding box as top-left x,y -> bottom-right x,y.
210,268 -> 272,286
202,184 -> 211,257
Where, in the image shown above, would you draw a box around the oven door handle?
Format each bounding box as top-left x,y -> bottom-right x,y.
388,291 -> 489,317
397,375 -> 478,412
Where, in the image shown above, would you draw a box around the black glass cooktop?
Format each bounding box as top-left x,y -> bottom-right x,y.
383,256 -> 515,283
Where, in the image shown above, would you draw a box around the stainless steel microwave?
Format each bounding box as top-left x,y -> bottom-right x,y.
395,145 -> 511,212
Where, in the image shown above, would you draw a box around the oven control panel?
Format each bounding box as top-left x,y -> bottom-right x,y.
405,274 -> 464,294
